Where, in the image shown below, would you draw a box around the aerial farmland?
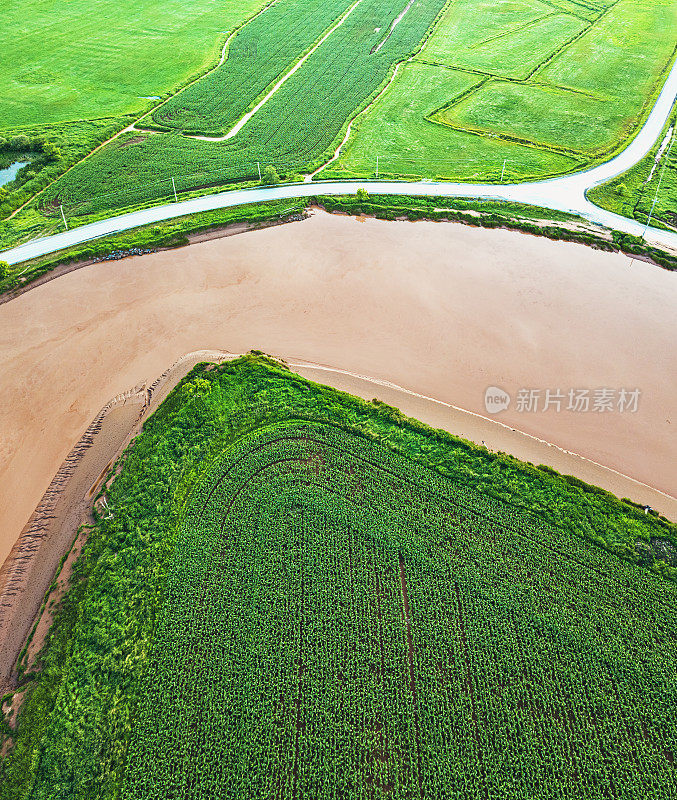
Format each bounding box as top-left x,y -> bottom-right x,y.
0,1 -> 676,798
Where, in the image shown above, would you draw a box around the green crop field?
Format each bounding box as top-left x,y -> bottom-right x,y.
588,108 -> 677,232
1,0 -> 676,244
35,0 -> 451,217
2,355 -> 677,799
1,0 -> 266,127
148,0 -> 356,136
333,0 -> 677,177
317,61 -> 580,182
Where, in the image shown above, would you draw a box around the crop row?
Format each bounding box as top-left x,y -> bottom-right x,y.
7,359 -> 675,800
151,0 -> 356,136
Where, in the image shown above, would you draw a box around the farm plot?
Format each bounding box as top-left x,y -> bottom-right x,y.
415,0 -> 587,81
38,0 -> 450,215
432,80 -> 621,156
5,356 -> 677,800
335,0 -> 677,177
149,0 -> 355,136
1,0 -> 266,127
122,424 -> 677,799
328,61 -> 581,181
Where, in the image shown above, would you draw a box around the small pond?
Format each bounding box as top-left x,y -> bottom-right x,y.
0,160 -> 29,188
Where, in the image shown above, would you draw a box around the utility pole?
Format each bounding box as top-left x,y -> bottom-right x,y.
60,204 -> 68,230
257,161 -> 262,181
376,155 -> 379,179
172,177 -> 178,203
643,132 -> 674,237
501,159 -> 507,182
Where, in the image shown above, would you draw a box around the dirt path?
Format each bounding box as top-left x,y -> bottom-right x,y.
5,5 -> 677,257
134,0 -> 278,137
192,0 -> 365,142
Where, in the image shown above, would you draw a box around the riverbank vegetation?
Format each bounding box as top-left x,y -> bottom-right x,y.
1,354 -> 676,798
314,193 -> 677,270
0,199 -> 306,298
3,192 -> 677,299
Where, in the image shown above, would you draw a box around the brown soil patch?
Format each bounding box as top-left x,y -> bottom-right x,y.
117,136 -> 147,148
20,523 -> 89,676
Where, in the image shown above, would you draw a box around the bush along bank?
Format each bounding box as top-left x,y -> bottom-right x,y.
3,191 -> 677,301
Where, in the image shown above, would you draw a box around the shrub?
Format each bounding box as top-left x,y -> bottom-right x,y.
9,134 -> 30,151
260,165 -> 279,185
42,142 -> 61,162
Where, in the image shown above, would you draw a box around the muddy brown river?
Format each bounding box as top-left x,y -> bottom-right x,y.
0,210 -> 675,565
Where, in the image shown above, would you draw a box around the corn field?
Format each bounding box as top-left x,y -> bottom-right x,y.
4,356 -> 676,800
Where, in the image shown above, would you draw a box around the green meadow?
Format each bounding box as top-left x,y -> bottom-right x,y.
335,0 -> 677,176
2,0 -> 265,127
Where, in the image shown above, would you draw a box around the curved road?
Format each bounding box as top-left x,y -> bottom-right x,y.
3,57 -> 677,266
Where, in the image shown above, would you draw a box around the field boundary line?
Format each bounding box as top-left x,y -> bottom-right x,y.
428,112 -> 586,158
469,12 -> 557,50
525,0 -> 621,81
538,0 -> 591,22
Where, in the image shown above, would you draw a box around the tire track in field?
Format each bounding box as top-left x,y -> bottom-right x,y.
198,425 -> 677,614
398,553 -> 424,799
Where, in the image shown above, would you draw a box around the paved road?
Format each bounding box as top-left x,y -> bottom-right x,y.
3,56 -> 677,267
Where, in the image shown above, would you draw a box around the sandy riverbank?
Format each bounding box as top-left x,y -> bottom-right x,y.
0,350 -> 231,690
0,210 -> 675,572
